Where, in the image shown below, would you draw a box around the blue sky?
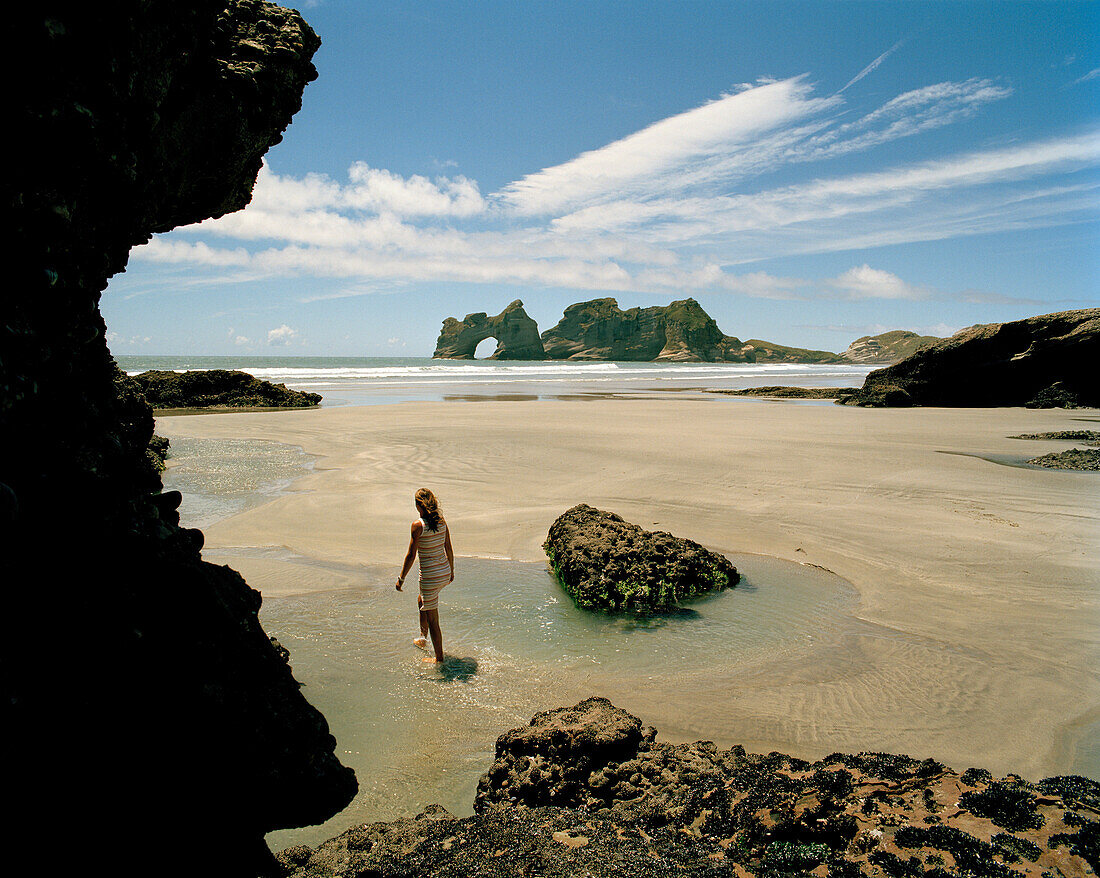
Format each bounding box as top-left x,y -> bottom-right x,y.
102,0 -> 1100,357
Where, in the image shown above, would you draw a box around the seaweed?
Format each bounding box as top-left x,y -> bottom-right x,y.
958,781 -> 1044,832
1037,775 -> 1100,812
1048,817 -> 1099,873
894,825 -> 1024,878
990,833 -> 1042,863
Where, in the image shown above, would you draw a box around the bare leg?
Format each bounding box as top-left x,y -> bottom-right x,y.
414,595 -> 429,648
424,607 -> 443,663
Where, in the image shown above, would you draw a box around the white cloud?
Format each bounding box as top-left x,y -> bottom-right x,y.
267,324 -> 298,346
827,265 -> 929,299
128,72 -> 1099,308
234,335 -> 251,346
497,76 -> 841,216
344,163 -> 485,216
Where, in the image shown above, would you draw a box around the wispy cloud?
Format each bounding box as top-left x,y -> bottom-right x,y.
131,73 -> 1100,308
497,76 -> 841,215
837,38 -> 907,93
1071,67 -> 1100,87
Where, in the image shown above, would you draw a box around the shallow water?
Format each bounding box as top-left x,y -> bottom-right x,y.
261,554 -> 857,850
122,355 -> 875,407
161,436 -> 316,528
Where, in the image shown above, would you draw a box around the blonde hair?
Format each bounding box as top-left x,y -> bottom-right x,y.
415,488 -> 442,531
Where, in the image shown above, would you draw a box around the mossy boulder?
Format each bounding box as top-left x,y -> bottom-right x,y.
543,504 -> 738,612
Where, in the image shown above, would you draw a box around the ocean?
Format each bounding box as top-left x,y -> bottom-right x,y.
115,355 -> 877,407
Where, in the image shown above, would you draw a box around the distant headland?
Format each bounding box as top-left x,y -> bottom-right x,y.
432,297 -> 939,365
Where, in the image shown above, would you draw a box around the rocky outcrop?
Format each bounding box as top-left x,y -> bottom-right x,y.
433,299 -> 547,359
540,297 -> 754,362
129,368 -> 322,409
1026,449 -> 1100,470
436,297 -> 939,365
277,698 -> 1100,878
841,330 -> 942,364
710,386 -> 847,399
1011,431 -> 1100,470
742,330 -> 941,365
744,338 -> 845,364
544,504 -> 738,612
840,309 -> 1100,407
6,3 -> 354,873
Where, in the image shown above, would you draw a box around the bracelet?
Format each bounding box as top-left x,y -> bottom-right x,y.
397,576 -> 405,584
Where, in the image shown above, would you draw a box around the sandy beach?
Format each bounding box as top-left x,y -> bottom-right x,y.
156,395 -> 1099,782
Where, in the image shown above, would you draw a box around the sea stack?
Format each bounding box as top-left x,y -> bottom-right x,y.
539,297 -> 754,362
433,299 -> 547,359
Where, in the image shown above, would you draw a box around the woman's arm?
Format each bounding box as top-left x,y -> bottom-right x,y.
396,520 -> 423,591
444,525 -> 454,583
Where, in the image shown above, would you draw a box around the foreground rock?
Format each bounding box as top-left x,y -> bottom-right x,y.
6,4 -> 354,873
278,698 -> 1099,878
433,299 -> 547,359
129,368 -> 321,409
840,309 -> 1100,407
544,504 -> 738,612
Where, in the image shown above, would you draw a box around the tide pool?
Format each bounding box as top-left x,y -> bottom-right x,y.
259,553 -> 858,850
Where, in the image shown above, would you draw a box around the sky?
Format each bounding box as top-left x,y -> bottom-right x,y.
101,0 -> 1100,357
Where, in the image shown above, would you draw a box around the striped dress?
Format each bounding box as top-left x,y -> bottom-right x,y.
417,517 -> 450,611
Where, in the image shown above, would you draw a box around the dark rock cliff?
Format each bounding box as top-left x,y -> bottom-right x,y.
539,297 -> 753,362
5,3 -> 354,873
433,299 -> 547,359
839,309 -> 1099,407
278,699 -> 1099,878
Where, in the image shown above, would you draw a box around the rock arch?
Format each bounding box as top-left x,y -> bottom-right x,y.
433,300 -> 547,360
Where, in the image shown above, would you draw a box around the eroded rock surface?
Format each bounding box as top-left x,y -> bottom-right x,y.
6,3 -> 354,873
433,299 -> 547,359
540,297 -> 753,362
278,699 -> 1100,878
544,504 -> 738,612
840,330 -> 942,364
840,309 -> 1099,407
129,368 -> 322,409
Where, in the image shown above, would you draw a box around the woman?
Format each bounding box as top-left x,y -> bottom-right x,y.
395,488 -> 454,663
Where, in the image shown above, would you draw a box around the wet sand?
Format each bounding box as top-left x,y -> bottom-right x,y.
154,396 -> 1100,780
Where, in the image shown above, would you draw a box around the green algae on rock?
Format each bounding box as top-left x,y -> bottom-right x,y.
543,504 -> 738,613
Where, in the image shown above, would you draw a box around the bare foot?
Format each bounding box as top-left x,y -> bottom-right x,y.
421,655 -> 442,663
413,637 -> 428,649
